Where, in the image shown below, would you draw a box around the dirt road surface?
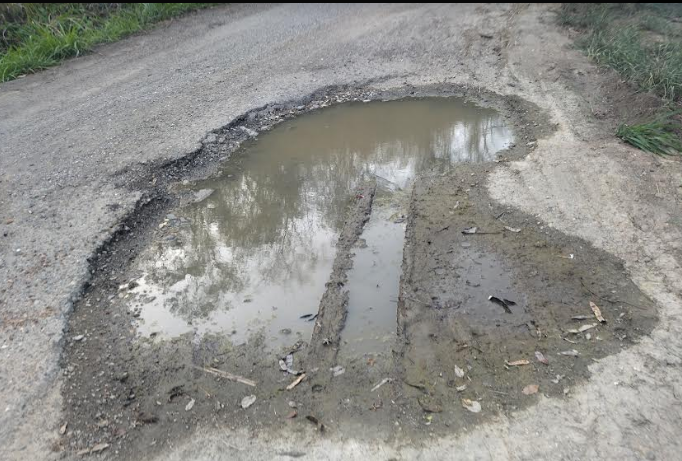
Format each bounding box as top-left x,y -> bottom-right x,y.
2,3 -> 682,460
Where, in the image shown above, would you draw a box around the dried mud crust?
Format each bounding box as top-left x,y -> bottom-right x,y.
57,84 -> 656,458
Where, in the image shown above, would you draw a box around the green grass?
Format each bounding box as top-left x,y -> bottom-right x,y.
0,3 -> 214,82
558,3 -> 682,156
617,113 -> 682,156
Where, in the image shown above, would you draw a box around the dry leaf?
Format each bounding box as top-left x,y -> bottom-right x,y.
523,384 -> 539,395
91,443 -> 109,454
461,399 -> 481,413
505,359 -> 530,366
286,410 -> 297,419
535,351 -> 549,365
455,365 -> 465,378
590,301 -> 606,323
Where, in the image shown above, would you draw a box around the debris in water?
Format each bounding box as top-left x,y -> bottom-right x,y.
279,328 -> 292,335
456,385 -> 467,392
462,227 -> 478,234
241,395 -> 257,409
590,301 -> 607,323
185,398 -> 195,411
59,423 -> 67,435
488,296 -> 513,314
286,373 -> 306,390
193,366 -> 257,387
455,365 -> 465,378
503,298 -> 517,306
371,378 -> 392,392
505,359 -> 530,366
330,365 -> 345,377
307,314 -> 318,322
523,384 -> 539,395
572,315 -> 590,321
504,226 -> 521,233
535,351 -> 549,365
462,399 -> 482,413
305,415 -> 325,432
418,395 -> 443,413
300,314 -> 314,319
558,350 -> 580,357
286,410 -> 298,419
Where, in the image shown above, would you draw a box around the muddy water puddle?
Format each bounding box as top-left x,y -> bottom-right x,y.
63,93 -> 660,456
127,98 -> 512,350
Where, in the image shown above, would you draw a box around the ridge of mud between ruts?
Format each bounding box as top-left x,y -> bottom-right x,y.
58,84 -> 657,458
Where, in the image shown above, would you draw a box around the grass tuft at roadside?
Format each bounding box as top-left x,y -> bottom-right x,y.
558,3 -> 682,156
0,3 -> 215,82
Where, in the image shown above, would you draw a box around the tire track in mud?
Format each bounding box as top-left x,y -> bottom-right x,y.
307,181 -> 377,373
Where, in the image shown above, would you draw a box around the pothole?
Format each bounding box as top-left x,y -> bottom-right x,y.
126,97 -> 513,348
61,88 -> 657,458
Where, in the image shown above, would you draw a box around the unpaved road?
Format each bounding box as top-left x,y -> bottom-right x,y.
1,3 -> 682,460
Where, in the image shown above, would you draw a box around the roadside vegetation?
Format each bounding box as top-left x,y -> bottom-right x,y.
558,3 -> 682,156
0,3 -> 213,82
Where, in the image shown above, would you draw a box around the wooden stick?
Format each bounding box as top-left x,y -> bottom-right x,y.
193,366 -> 256,387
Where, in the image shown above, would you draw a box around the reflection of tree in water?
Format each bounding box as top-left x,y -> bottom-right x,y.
139,99 -> 512,322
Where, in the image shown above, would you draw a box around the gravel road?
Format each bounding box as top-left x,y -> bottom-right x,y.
1,4 -> 681,460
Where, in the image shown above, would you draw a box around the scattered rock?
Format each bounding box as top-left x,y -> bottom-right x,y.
73,335 -> 84,342
185,398 -> 195,411
241,395 -> 257,409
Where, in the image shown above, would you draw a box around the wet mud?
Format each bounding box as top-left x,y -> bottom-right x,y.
59,86 -> 657,458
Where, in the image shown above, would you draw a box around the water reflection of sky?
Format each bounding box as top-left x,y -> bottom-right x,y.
127,98 -> 513,346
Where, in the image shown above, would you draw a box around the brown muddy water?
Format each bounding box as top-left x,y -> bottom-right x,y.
127,98 -> 512,351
